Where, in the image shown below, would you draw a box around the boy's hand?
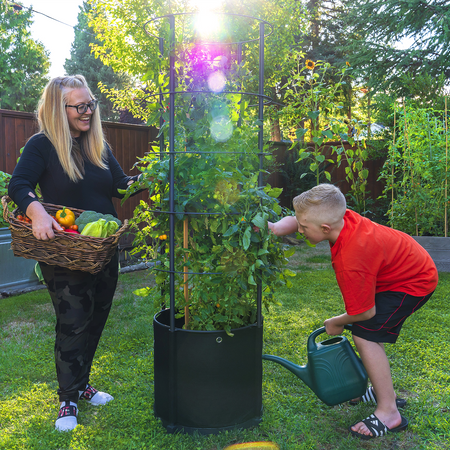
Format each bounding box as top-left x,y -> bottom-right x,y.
324,317 -> 344,336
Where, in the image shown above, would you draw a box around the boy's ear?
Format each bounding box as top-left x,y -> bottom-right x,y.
320,223 -> 332,234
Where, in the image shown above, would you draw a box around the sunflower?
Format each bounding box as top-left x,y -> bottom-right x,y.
305,59 -> 315,70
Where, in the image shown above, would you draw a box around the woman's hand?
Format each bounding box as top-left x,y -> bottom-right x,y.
26,201 -> 64,240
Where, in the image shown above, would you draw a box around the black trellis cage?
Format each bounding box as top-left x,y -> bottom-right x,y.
143,12 -> 273,333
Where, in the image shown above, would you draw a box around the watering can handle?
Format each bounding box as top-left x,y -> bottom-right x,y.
307,324 -> 353,352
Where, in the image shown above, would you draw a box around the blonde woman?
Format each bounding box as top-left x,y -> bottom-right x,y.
8,75 -> 141,432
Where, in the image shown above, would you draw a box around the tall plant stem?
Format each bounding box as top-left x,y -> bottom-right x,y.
403,101 -> 418,236
391,107 -> 396,227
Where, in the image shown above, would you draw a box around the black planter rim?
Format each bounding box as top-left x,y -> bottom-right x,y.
154,308 -> 262,334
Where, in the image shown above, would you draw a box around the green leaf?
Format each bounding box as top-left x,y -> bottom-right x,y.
223,224 -> 239,237
252,213 -> 266,229
283,269 -> 297,277
307,110 -> 320,120
284,247 -> 296,257
133,287 -> 151,297
295,128 -> 308,139
243,226 -> 251,250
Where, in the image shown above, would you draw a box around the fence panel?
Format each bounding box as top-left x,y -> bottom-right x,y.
267,141 -> 386,209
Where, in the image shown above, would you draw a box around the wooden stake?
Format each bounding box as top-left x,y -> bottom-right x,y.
403,101 -> 418,235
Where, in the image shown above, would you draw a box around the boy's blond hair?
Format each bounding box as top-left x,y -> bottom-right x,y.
36,75 -> 106,182
293,184 -> 346,225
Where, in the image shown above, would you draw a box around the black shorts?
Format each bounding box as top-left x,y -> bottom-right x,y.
351,290 -> 434,344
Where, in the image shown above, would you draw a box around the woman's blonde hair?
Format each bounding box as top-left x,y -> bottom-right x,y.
37,75 -> 106,182
293,183 -> 346,225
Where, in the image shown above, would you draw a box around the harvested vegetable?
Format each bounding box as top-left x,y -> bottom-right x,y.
80,218 -> 119,238
56,207 -> 76,228
75,210 -> 121,233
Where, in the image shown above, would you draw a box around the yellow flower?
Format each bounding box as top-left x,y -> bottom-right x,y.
346,61 -> 351,66
159,234 -> 167,240
305,59 -> 315,70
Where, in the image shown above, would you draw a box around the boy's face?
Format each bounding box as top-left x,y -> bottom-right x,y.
295,213 -> 327,245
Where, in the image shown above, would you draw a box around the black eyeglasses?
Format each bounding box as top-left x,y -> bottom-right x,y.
65,99 -> 98,114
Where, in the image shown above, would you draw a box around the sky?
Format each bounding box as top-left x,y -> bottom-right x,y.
22,0 -> 85,78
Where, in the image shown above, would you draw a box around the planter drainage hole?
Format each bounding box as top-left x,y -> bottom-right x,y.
216,337 -> 223,344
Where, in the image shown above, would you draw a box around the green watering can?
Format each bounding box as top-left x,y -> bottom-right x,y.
262,325 -> 368,406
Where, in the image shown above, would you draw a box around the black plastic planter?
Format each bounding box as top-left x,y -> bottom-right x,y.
153,308 -> 263,435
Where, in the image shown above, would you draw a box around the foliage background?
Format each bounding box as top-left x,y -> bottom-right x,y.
0,0 -> 49,111
64,1 -> 132,122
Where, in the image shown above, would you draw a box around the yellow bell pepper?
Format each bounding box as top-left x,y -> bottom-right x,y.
56,206 -> 76,228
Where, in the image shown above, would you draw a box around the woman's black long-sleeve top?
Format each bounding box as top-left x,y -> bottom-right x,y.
8,133 -> 138,217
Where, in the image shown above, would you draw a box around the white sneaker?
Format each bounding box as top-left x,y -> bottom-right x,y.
55,401 -> 78,432
79,384 -> 114,406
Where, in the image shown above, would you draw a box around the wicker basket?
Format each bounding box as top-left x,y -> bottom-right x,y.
2,196 -> 129,274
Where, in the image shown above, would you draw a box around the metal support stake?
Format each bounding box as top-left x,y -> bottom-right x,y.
257,22 -> 265,328
169,14 -> 176,332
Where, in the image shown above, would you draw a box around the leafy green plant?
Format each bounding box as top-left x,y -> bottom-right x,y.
0,171 -> 11,228
276,56 -> 351,185
330,118 -> 370,214
379,102 -> 449,236
124,105 -> 294,335
120,29 -> 294,335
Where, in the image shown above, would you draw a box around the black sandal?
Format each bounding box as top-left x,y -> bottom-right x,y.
349,413 -> 409,440
349,386 -> 407,408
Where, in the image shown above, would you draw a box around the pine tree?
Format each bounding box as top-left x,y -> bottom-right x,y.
64,1 -> 130,122
0,1 -> 50,111
342,0 -> 450,95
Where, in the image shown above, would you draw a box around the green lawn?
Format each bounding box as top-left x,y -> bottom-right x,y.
1,245 -> 449,450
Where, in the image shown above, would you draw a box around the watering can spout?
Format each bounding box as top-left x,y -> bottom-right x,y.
262,354 -> 313,389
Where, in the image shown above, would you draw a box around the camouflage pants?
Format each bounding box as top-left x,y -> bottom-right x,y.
39,251 -> 119,403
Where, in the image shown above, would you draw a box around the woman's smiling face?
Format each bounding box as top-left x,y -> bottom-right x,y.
65,88 -> 93,137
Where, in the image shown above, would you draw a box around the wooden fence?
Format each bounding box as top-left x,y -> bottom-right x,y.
0,109 -> 157,247
267,141 -> 386,209
1,109 -> 387,239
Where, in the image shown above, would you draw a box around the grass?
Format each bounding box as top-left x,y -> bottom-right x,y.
1,243 -> 450,449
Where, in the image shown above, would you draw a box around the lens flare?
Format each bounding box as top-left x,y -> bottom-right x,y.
210,115 -> 233,142
207,71 -> 227,92
194,12 -> 221,38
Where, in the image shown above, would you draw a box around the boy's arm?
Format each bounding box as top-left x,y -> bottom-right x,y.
268,216 -> 298,236
324,306 -> 376,336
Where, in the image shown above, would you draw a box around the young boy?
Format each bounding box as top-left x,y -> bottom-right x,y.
269,183 -> 438,440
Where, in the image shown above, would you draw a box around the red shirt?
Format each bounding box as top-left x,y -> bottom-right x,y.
330,210 -> 438,315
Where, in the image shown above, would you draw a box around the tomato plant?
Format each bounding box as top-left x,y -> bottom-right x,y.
122,38 -> 295,335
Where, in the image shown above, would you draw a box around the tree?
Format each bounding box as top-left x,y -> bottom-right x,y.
64,1 -> 131,122
342,0 -> 450,96
88,0 -> 307,126
0,1 -> 50,111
